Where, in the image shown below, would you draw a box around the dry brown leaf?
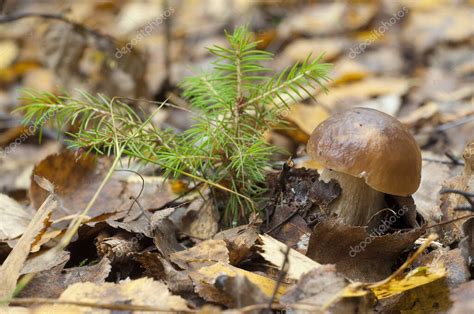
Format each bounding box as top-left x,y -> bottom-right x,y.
400,102 -> 440,127
256,234 -> 321,281
170,239 -> 229,270
316,77 -> 410,110
151,210 -> 184,259
180,197 -> 219,240
189,262 -> 288,305
0,40 -> 19,70
449,280 -> 474,313
280,38 -> 348,63
278,2 -> 377,37
0,194 -> 31,242
413,151 -> 463,222
19,257 -> 111,299
55,277 -> 190,312
0,195 -> 57,300
307,218 -> 425,282
285,103 -> 329,136
213,223 -> 259,265
21,250 -> 70,275
0,142 -> 61,193
281,265 -> 372,313
213,275 -> 269,308
402,6 -> 474,55
30,151 -> 176,227
134,252 -> 194,294
459,217 -> 473,275
266,166 -> 341,253
438,141 -> 474,240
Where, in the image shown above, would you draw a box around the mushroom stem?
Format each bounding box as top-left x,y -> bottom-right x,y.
320,169 -> 386,226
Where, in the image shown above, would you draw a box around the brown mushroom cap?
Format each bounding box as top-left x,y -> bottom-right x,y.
307,107 -> 421,196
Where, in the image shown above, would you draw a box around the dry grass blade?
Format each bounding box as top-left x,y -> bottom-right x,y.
0,194 -> 57,302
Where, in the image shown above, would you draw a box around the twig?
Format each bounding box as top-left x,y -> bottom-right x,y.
434,115 -> 474,132
421,157 -> 465,166
0,12 -> 116,46
267,245 -> 290,312
368,233 -> 438,288
161,0 -> 172,94
8,298 -> 195,312
322,234 -> 438,310
440,188 -> 474,208
150,183 -> 201,212
444,151 -> 464,166
115,169 -> 145,214
426,214 -> 474,229
265,208 -> 299,234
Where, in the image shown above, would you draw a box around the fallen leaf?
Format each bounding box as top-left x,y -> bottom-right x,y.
57,277 -> 190,312
19,257 -> 111,298
0,194 -> 31,242
189,262 -> 288,305
413,151 -> 462,222
96,231 -> 146,264
214,274 -> 269,308
0,195 -> 57,300
400,102 -> 440,128
307,217 -> 425,282
151,210 -> 184,259
180,197 -> 219,240
278,2 -> 377,37
0,40 -> 19,70
0,142 -> 61,194
256,234 -> 320,281
281,265 -> 373,313
459,217 -> 473,274
21,250 -> 70,275
316,77 -> 410,110
134,251 -> 194,294
439,141 -> 474,241
30,151 -> 176,226
402,6 -> 474,55
284,103 -> 329,136
279,38 -> 348,64
371,261 -> 447,299
213,223 -> 259,265
266,166 -> 341,253
449,280 -> 474,314
170,239 -> 229,270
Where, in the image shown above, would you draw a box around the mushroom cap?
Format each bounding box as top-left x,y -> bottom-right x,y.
307,107 -> 421,196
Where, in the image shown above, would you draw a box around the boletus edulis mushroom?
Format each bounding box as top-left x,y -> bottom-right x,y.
307,107 -> 422,226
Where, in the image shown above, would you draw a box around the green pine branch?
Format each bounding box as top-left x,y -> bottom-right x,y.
16,25 -> 331,226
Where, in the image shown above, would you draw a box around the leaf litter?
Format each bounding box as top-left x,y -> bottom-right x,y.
0,1 -> 473,313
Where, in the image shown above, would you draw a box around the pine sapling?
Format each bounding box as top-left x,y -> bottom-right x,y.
16,25 -> 331,226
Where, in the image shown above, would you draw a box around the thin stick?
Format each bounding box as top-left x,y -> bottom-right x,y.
8,297 -> 195,312
0,12 -> 115,45
426,214 -> 474,229
267,245 -> 290,311
368,233 -> 438,288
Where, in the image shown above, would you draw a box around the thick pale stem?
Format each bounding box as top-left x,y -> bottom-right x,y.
320,169 -> 385,226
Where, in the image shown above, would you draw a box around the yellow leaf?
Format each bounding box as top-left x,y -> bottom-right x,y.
286,103 -> 329,135
0,40 -> 19,69
370,262 -> 447,299
196,262 -> 289,300
257,234 -> 321,281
